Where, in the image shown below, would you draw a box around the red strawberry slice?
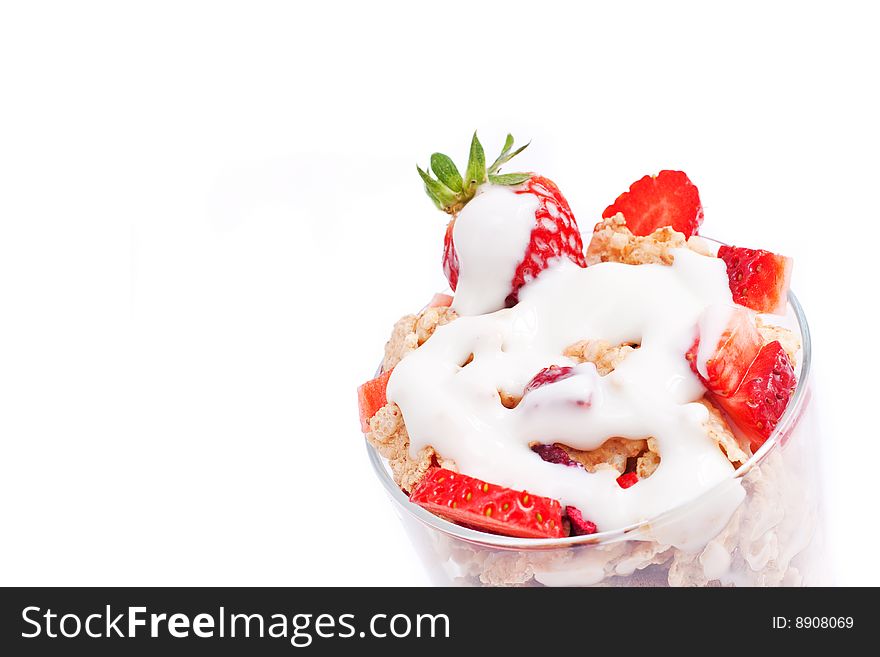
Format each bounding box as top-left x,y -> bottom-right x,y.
419,134 -> 586,308
616,472 -> 639,489
717,245 -> 793,315
686,306 -> 763,397
357,369 -> 393,433
523,365 -> 576,395
565,506 -> 598,536
409,468 -> 565,539
428,292 -> 454,308
712,341 -> 797,451
602,170 -> 703,238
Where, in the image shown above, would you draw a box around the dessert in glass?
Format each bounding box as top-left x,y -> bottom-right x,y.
357,133 -> 825,586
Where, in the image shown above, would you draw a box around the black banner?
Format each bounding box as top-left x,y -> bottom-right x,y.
0,587 -> 868,654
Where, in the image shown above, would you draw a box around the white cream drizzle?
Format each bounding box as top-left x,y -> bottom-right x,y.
695,304 -> 736,379
451,184 -> 539,316
388,249 -> 746,538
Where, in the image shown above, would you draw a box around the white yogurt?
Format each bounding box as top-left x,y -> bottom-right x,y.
695,304 -> 736,379
451,185 -> 539,316
388,249 -> 742,540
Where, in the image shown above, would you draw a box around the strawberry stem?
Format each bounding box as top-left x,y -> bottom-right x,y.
417,132 -> 531,215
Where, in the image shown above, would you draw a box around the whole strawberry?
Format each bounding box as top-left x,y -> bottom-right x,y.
418,133 -> 586,313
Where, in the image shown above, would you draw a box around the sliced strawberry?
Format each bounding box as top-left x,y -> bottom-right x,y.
409,468 -> 565,539
686,306 -> 763,397
523,365 -> 576,395
357,369 -> 393,433
428,292 -> 454,308
565,506 -> 598,536
616,472 -> 639,489
717,245 -> 793,315
712,341 -> 797,451
602,170 -> 703,238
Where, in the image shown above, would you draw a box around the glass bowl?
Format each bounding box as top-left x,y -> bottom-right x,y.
365,280 -> 826,587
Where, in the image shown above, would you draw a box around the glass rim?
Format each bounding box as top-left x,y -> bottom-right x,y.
364,255 -> 812,550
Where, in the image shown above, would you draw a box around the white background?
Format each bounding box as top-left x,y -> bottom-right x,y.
1,1 -> 878,586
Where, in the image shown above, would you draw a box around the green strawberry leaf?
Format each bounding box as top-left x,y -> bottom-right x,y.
499,133 -> 515,157
489,138 -> 530,174
430,153 -> 463,193
417,165 -> 458,211
488,172 -> 531,186
464,132 -> 487,194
